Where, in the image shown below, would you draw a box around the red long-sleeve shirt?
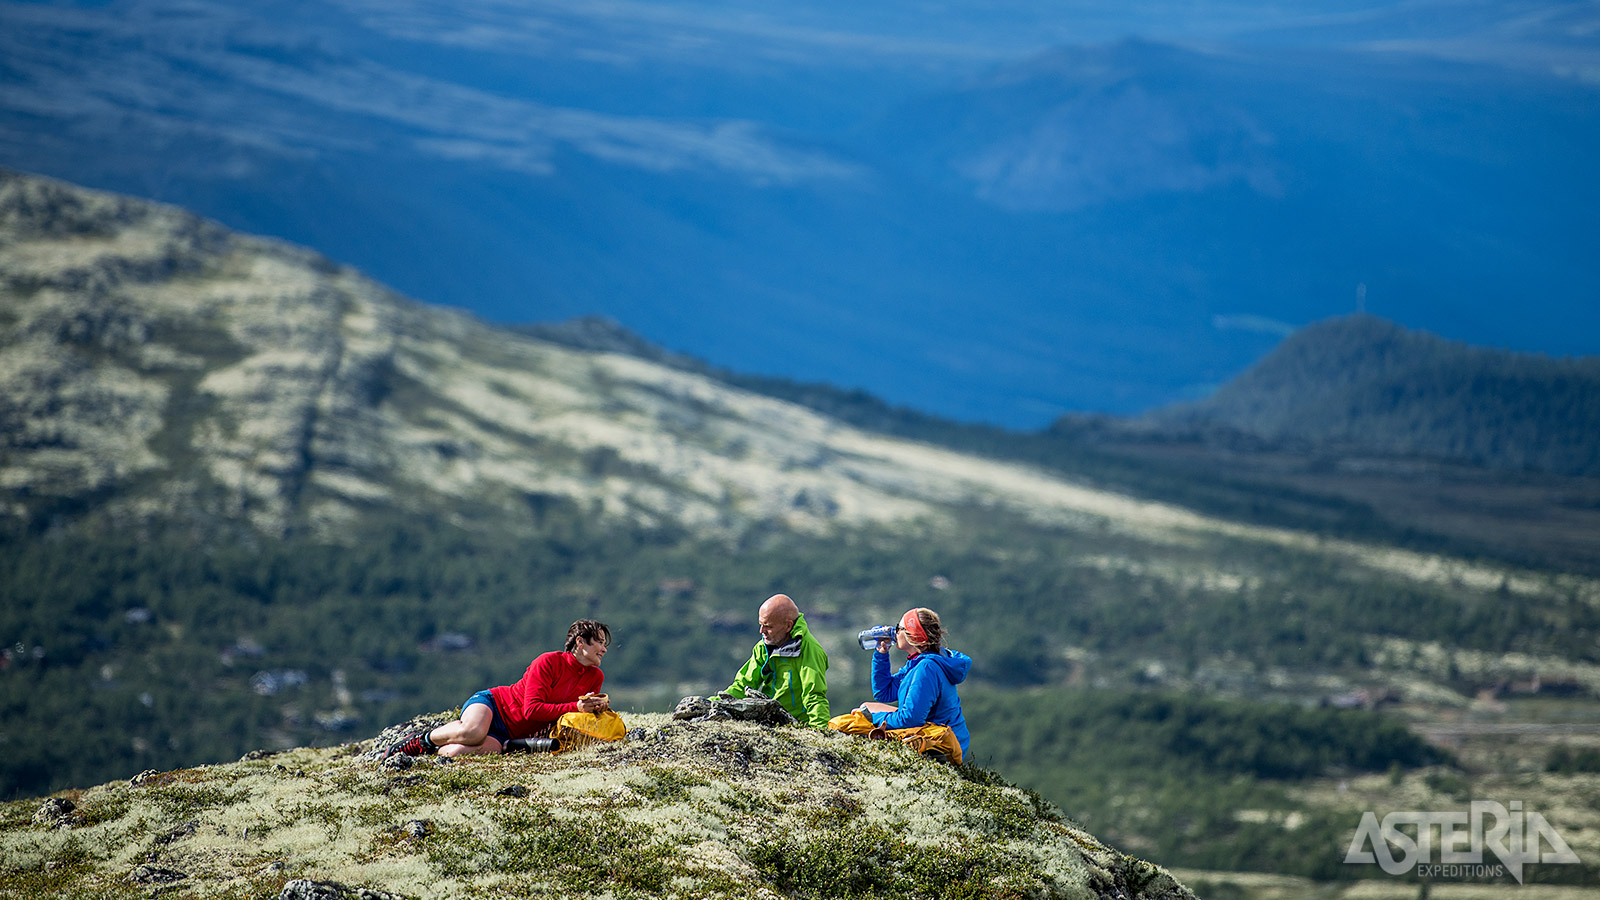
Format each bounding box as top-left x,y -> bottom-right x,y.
489,651 -> 604,739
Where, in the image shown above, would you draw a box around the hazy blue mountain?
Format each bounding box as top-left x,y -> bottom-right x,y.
1,0 -> 1596,426
1147,314 -> 1600,476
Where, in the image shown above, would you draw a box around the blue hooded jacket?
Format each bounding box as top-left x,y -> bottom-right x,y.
870,648 -> 972,759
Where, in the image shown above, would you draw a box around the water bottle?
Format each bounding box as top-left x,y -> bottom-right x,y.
857,625 -> 896,650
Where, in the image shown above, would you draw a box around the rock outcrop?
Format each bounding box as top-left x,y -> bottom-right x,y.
0,713 -> 1194,900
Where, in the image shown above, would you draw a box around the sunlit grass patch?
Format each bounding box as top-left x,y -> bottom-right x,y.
490,807 -> 678,893
749,820 -> 1055,900
794,790 -> 865,830
948,777 -> 1064,840
73,786 -> 135,828
0,799 -> 36,830
628,764 -> 711,802
147,781 -> 251,822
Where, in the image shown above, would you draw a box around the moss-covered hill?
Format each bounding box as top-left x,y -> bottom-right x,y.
1,713 -> 1193,900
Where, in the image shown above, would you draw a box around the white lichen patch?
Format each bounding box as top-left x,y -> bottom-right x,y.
1074,555 -> 1256,593
1368,637 -> 1600,695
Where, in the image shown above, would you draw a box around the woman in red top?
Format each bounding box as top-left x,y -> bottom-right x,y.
385,619 -> 611,758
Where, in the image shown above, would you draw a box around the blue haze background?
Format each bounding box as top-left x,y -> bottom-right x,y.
1,0 -> 1596,426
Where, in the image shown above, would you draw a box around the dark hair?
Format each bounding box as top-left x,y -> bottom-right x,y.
913,609 -> 943,653
565,620 -> 612,653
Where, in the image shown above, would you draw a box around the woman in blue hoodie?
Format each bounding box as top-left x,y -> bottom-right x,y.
858,607 -> 971,761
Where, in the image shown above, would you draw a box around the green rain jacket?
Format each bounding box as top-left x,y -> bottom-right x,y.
725,613 -> 831,726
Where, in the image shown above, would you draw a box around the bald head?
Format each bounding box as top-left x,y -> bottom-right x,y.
758,593 -> 799,646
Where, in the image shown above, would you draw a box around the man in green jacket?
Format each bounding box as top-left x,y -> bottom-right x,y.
725,593 -> 830,726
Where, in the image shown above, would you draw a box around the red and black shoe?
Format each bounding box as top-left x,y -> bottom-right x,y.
383,730 -> 436,759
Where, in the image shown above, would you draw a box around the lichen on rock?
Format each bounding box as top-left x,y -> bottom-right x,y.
0,711 -> 1194,899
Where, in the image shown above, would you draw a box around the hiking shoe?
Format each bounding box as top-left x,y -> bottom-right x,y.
383,731 -> 435,759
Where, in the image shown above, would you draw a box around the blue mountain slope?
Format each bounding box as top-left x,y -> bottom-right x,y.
1,1 -> 1595,425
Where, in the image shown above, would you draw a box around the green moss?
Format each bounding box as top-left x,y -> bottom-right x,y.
0,801 -> 37,831
629,765 -> 710,803
430,767 -> 491,795
285,800 -> 347,836
0,837 -> 135,899
493,809 -> 675,893
424,822 -> 495,878
74,790 -> 133,827
205,873 -> 294,900
677,870 -> 760,898
953,782 -> 1041,839
324,768 -> 378,795
352,800 -> 402,828
0,871 -> 144,900
148,782 -> 250,822
749,821 -> 1056,899
1109,855 -> 1167,894
795,791 -> 864,830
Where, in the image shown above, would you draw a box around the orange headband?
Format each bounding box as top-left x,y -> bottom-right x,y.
899,608 -> 930,646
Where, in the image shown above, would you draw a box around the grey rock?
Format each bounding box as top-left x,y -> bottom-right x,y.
279,878 -> 405,900
155,821 -> 197,845
380,754 -> 414,771
131,865 -> 187,884
672,691 -> 797,727
672,696 -> 712,720
627,725 -> 673,743
33,797 -> 75,825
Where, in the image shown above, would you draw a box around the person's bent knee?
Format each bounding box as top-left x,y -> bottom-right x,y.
452,705 -> 495,744
455,722 -> 491,745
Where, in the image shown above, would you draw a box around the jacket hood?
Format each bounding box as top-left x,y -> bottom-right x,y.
910,648 -> 970,685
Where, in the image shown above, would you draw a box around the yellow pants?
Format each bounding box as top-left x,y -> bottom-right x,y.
826,710 -> 963,765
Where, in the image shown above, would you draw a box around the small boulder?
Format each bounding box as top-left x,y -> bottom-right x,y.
131,865 -> 187,884
380,754 -> 414,771
33,797 -> 75,826
672,696 -> 712,720
155,821 -> 198,846
279,878 -> 405,900
673,689 -> 797,727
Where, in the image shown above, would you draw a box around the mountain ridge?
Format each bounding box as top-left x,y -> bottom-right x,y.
7,166 -> 1598,584
520,310 -> 1600,574
1146,313 -> 1600,477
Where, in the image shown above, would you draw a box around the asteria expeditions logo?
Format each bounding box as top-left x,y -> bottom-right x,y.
1345,801 -> 1581,883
